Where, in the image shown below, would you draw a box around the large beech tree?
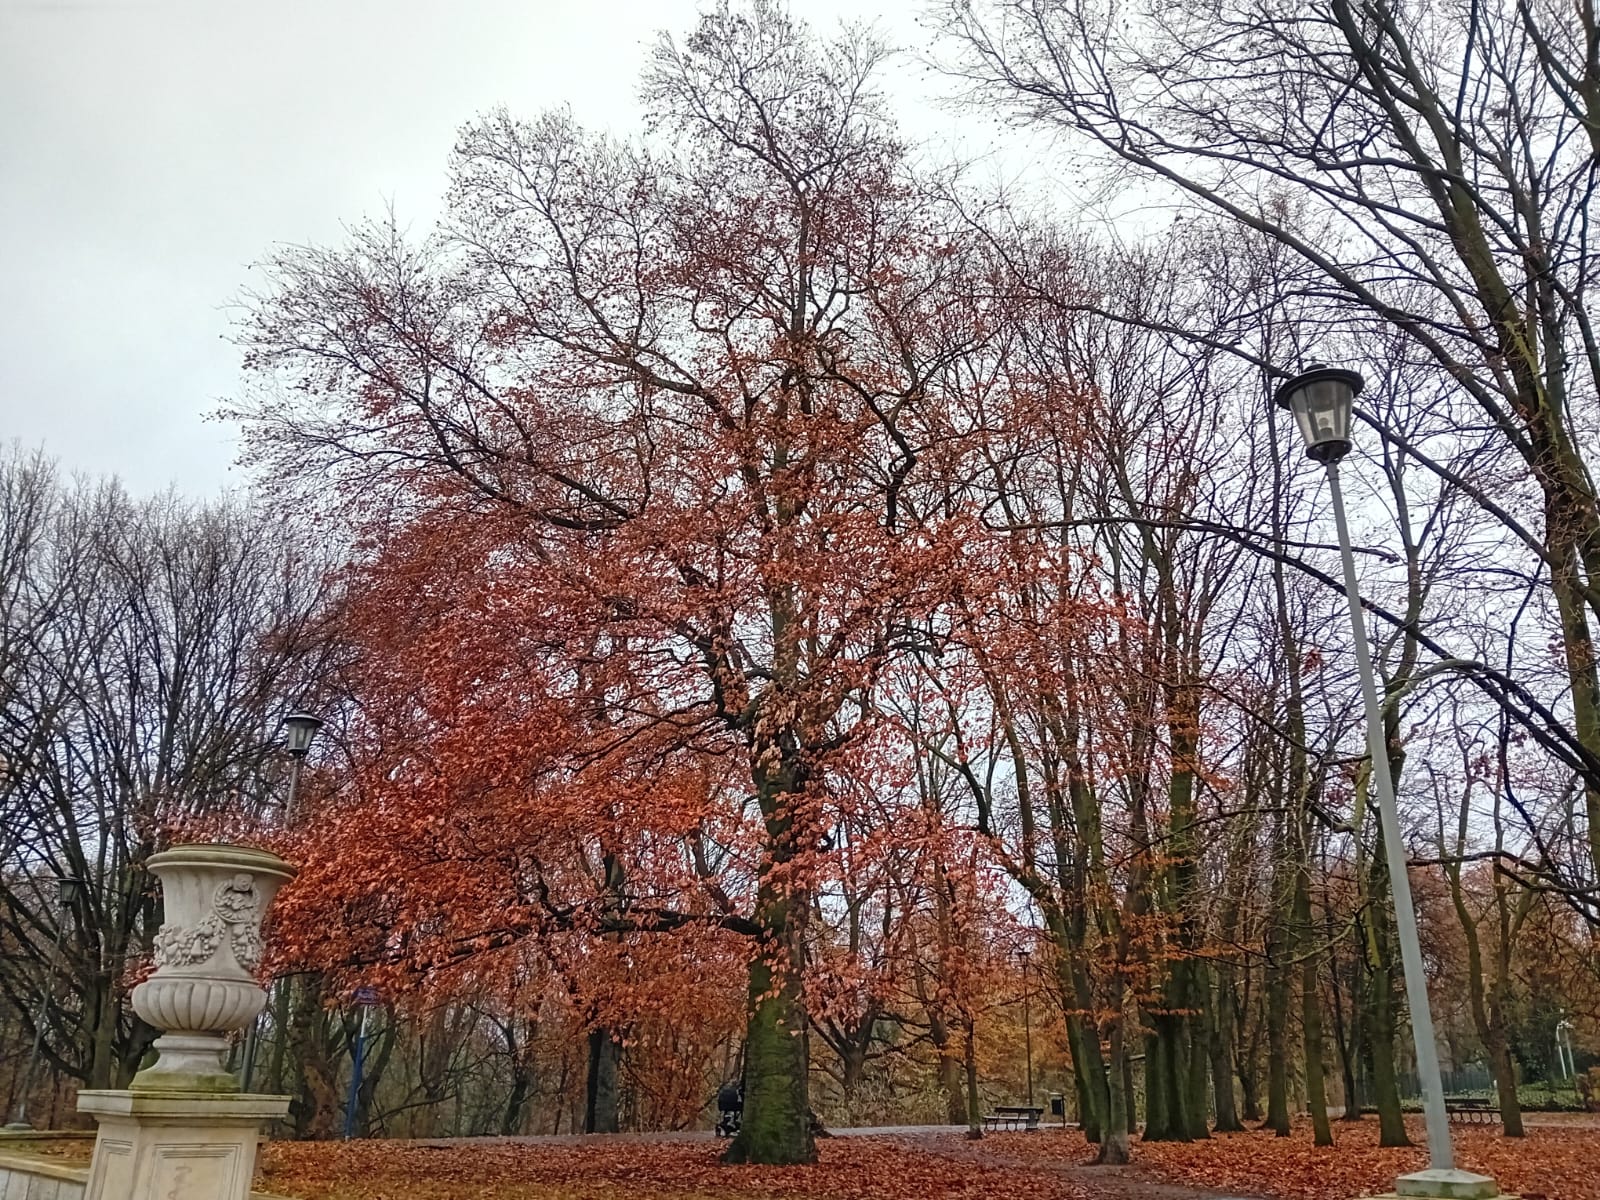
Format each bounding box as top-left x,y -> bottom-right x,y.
235,1 -> 1026,1164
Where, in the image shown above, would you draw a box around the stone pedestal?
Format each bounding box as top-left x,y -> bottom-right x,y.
1367,1168 -> 1511,1200
1398,1169 -> 1501,1200
78,1091 -> 289,1200
78,843 -> 298,1200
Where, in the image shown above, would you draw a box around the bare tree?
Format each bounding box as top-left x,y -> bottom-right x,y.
0,451 -> 332,1108
939,0 -> 1600,894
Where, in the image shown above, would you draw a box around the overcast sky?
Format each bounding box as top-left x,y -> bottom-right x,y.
1,0 -> 1019,498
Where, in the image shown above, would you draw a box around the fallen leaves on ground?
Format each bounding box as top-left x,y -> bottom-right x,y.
258,1135 -> 1092,1200
246,1119 -> 1600,1200
15,1138 -> 93,1162
1126,1118 -> 1600,1200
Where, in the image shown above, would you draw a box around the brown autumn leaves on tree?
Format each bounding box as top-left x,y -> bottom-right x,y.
237,1 -> 1048,1165
187,0 -> 1600,1170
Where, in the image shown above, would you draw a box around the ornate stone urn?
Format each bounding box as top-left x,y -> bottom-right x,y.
130,843 -> 296,1093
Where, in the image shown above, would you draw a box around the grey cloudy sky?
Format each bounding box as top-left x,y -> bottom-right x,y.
2,0 -> 1009,498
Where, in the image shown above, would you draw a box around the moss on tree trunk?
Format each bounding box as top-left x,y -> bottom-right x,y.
724,896 -> 814,1165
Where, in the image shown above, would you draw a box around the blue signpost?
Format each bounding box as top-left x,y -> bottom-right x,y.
343,987 -> 380,1140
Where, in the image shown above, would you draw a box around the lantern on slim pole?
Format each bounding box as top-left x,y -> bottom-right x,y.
241,709 -> 322,1091
1018,949 -> 1034,1107
1555,1018 -> 1576,1084
281,711 -> 323,821
5,875 -> 83,1129
1276,366 -> 1497,1198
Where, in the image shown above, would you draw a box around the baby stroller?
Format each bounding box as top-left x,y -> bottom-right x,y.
715,1080 -> 743,1138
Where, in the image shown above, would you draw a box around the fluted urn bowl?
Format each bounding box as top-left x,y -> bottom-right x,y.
130,844 -> 296,1093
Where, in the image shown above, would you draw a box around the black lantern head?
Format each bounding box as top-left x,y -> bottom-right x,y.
281,711 -> 323,759
1275,365 -> 1364,463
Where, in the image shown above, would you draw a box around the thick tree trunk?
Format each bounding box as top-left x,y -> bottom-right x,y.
1123,1049 -> 1138,1135
1486,1024 -> 1523,1137
953,1024 -> 979,1145
1064,966 -> 1110,1143
1143,1016 -> 1199,1141
942,1053 -> 967,1125
1359,828 -> 1412,1148
351,1012 -> 395,1138
1453,885 -> 1527,1137
1295,862 -> 1334,1145
288,975 -> 339,1140
1328,907 -> 1363,1120
584,1028 -> 622,1134
1539,444 -> 1600,888
1185,1004 -> 1211,1138
1486,895 -> 1527,1138
1146,690 -> 1207,1143
1098,1021 -> 1132,1164
1363,955 -> 1411,1147
928,1009 -> 966,1125
835,1020 -> 873,1100
964,1017 -> 983,1140
1144,1028 -> 1170,1139
1264,840 -> 1292,1137
1210,959 -> 1243,1131
267,978 -> 293,1096
725,867 -> 813,1166
86,973 -> 122,1090
502,1066 -> 534,1135
726,948 -> 813,1163
1237,957 -> 1264,1123
1264,950 -> 1291,1136
726,738 -> 816,1165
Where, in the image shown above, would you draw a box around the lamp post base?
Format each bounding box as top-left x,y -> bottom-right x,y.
1380,1169 -> 1503,1200
78,1089 -> 288,1200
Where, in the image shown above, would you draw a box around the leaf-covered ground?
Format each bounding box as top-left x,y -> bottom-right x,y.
256,1135 -> 1093,1200
251,1120 -> 1600,1200
1125,1119 -> 1600,1200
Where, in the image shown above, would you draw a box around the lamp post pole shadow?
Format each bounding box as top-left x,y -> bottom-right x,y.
1276,366 -> 1502,1200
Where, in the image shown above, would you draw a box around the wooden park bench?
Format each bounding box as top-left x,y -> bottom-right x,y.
1444,1096 -> 1497,1125
982,1105 -> 1044,1131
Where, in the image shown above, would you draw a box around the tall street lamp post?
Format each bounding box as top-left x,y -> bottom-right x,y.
5,875 -> 83,1130
242,709 -> 323,1091
1555,1018 -> 1576,1084
1276,367 -> 1499,1200
1018,949 -> 1034,1106
281,711 -> 323,821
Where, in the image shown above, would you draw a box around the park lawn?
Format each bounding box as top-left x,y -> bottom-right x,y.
1122,1119 -> 1600,1200
256,1135 -> 1091,1200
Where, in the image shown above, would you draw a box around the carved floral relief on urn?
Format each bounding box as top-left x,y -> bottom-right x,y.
130,844 -> 296,1093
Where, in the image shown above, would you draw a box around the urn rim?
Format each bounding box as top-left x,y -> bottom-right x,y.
145,842 -> 297,882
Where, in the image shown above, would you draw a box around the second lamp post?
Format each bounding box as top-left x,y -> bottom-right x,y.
281,710 -> 323,820
241,709 -> 322,1091
4,874 -> 83,1130
1276,366 -> 1497,1199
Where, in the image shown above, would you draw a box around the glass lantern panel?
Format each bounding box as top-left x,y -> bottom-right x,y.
283,714 -> 322,754
1291,379 -> 1352,450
